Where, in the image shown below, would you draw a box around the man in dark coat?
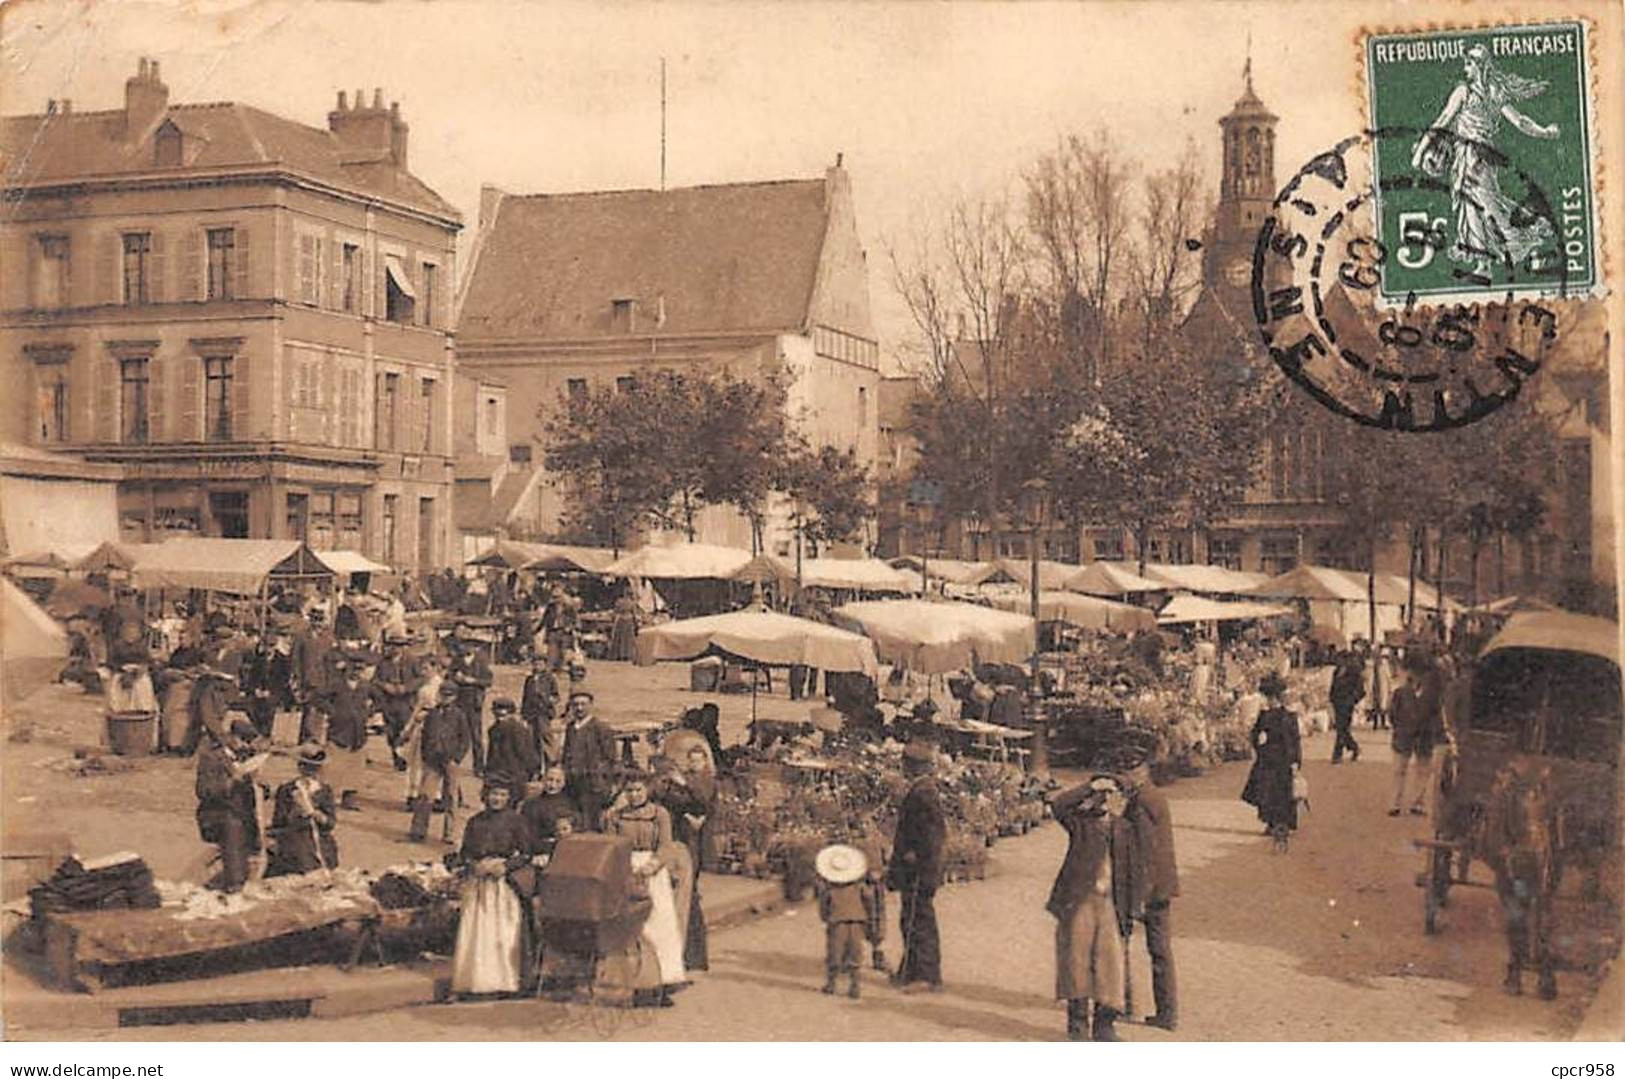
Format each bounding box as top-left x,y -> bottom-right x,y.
411,681 -> 471,843
1389,646 -> 1444,817
183,669 -> 238,755
1329,647 -> 1366,764
293,608 -> 337,742
447,634 -> 492,773
374,635 -> 422,769
269,744 -> 339,874
485,696 -> 541,803
561,690 -> 617,830
520,657 -> 559,765
887,739 -> 947,992
195,719 -> 267,893
1117,744 -> 1181,1031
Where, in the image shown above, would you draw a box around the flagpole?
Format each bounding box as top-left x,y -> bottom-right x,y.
660,57 -> 667,191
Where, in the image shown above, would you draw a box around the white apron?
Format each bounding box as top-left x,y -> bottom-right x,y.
632,851 -> 687,986
452,871 -> 526,994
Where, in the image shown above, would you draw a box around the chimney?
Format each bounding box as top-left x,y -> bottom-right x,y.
388,101 -> 408,168
327,85 -> 395,164
124,56 -> 169,138
478,184 -> 508,232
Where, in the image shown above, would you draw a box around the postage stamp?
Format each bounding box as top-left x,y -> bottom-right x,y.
1363,20 -> 1599,305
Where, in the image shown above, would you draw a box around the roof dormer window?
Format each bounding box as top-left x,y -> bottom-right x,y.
154,120 -> 185,167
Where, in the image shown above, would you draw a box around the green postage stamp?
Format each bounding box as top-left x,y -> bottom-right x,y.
1365,21 -> 1600,305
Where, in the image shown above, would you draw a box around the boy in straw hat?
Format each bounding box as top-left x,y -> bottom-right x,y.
816,843 -> 875,1000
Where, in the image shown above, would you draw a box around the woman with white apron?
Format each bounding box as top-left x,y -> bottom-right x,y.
450,781 -> 534,996
608,774 -> 687,1005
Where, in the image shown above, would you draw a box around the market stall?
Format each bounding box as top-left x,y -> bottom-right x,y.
1156,594 -> 1295,624
606,543 -> 755,618
736,555 -> 920,596
316,549 -> 392,591
1063,561 -> 1164,597
966,558 -> 1080,592
832,599 -> 1036,674
987,589 -> 1157,633
129,539 -> 335,628
520,544 -> 617,575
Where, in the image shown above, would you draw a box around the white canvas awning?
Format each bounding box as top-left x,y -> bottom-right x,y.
384,254 -> 416,298
1157,594 -> 1295,624
988,590 -> 1157,633
316,549 -> 392,579
636,608 -> 879,676
1065,562 -> 1164,596
606,543 -> 754,581
833,599 -> 1036,674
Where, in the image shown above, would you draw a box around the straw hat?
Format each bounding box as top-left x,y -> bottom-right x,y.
814,843 -> 868,885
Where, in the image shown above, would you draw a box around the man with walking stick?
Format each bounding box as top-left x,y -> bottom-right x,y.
887,739 -> 946,993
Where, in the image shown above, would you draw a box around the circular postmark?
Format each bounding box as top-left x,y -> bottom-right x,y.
1250,127 -> 1567,432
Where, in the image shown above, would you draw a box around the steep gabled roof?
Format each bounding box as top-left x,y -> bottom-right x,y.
1,103 -> 460,222
458,179 -> 830,341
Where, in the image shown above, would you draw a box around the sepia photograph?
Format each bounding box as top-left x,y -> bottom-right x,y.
0,0 -> 1620,1057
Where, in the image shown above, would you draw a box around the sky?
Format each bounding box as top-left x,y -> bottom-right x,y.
0,0 -> 1427,364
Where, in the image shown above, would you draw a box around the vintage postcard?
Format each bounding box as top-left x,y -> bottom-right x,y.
0,0 -> 1619,1059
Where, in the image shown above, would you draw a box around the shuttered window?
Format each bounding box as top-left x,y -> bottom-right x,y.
121,234 -> 151,305
205,357 -> 233,440
298,233 -> 319,305
206,229 -> 234,300
120,358 -> 150,443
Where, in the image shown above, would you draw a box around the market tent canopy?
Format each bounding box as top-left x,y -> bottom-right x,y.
44,578 -> 112,619
606,543 -> 754,581
968,558 -> 1079,591
1481,610 -> 1619,664
1249,564 -> 1370,603
833,599 -> 1036,674
987,590 -> 1156,633
316,549 -> 392,580
636,608 -> 879,676
1158,594 -> 1295,624
1469,594 -> 1557,615
73,541 -> 162,574
466,540 -> 553,569
1127,562 -> 1270,595
1064,562 -> 1164,596
3,543 -> 100,571
131,539 -> 333,596
520,544 -> 617,574
888,557 -> 992,586
744,556 -> 920,593
3,576 -> 67,704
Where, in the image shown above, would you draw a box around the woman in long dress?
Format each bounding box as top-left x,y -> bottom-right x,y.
1240,672 -> 1302,843
1412,44 -> 1561,277
451,782 -> 534,997
607,775 -> 687,1003
608,592 -> 640,662
654,742 -> 717,972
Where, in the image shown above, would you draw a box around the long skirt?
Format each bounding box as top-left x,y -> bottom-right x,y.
631,852 -> 687,986
452,874 -> 527,994
1054,893 -> 1125,1010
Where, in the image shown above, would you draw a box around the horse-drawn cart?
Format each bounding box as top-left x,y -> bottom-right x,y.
1413,611 -> 1621,995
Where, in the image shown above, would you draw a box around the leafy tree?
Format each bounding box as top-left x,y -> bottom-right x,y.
776,441 -> 873,553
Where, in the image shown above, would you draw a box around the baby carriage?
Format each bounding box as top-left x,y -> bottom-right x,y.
535,833 -> 653,1005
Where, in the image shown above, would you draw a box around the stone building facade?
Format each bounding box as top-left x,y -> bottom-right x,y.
0,60 -> 462,572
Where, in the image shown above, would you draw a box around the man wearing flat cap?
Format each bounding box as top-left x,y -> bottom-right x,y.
410,679 -> 472,844
375,633 -> 423,770
562,689 -> 616,831
447,628 -> 494,774
484,696 -> 540,804
887,739 -> 947,992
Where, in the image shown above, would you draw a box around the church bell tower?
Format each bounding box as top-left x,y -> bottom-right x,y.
1206,56 -> 1279,290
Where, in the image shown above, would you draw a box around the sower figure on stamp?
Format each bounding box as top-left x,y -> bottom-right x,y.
887,739 -> 946,993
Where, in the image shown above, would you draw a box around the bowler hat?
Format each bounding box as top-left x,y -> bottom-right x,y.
491,696 -> 517,715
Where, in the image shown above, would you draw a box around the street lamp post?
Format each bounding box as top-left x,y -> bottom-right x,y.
1021,478 -> 1050,778
914,501 -> 932,595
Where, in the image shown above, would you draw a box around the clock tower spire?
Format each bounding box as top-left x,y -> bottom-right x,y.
1206,53 -> 1279,286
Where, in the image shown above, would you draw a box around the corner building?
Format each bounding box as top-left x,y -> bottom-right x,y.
0,60 -> 462,572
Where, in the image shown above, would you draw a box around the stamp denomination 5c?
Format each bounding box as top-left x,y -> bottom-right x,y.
1365,21 -> 1599,305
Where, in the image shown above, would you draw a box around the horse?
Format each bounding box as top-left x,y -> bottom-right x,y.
1478,760 -> 1558,999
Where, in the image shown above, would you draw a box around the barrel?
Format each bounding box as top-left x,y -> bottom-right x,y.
105,711 -> 155,756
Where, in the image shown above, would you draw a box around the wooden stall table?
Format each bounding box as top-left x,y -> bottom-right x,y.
40,887 -> 382,992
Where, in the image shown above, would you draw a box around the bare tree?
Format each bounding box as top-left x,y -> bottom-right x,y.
1023,128 -> 1134,379
1128,140 -> 1208,355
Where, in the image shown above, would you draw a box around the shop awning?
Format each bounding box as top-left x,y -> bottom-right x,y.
131,539 -> 334,596
888,557 -> 993,586
384,255 -> 416,298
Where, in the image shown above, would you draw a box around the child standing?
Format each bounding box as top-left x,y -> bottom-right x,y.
815,843 -> 874,1000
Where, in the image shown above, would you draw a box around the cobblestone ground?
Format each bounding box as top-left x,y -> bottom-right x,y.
3,661 -> 1609,1040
